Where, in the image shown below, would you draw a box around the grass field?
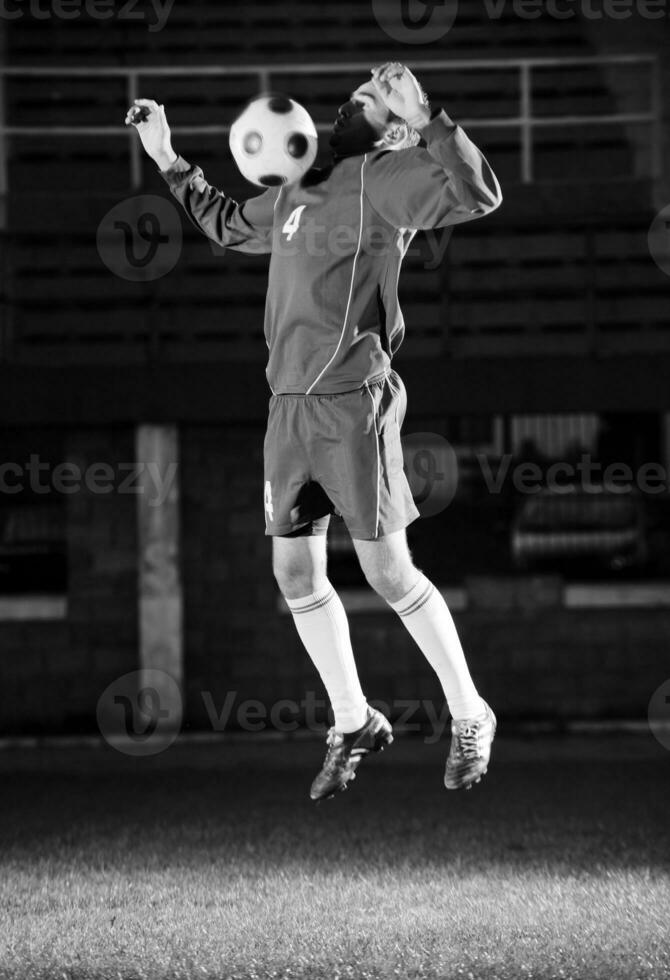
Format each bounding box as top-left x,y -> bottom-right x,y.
0,733 -> 668,980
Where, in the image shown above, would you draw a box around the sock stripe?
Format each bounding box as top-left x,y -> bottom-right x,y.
396,583 -> 435,618
289,588 -> 336,615
391,574 -> 483,720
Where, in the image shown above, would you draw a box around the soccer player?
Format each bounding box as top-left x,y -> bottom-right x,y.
127,62 -> 502,800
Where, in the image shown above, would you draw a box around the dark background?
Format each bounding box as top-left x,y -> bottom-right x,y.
0,0 -> 669,734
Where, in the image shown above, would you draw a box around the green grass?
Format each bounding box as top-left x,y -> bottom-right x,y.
0,735 -> 668,980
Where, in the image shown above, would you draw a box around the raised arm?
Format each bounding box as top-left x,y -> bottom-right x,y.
365,65 -> 502,230
126,98 -> 277,254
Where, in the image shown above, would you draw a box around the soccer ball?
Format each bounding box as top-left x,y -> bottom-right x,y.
229,94 -> 318,188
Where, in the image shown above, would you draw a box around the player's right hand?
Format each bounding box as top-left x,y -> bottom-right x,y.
124,99 -> 177,171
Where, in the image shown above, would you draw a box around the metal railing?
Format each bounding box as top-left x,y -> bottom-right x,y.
0,54 -> 662,193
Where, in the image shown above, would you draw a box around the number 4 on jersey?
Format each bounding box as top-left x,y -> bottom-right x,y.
282,205 -> 306,241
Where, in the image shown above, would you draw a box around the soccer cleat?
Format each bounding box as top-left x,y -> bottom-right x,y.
444,700 -> 496,791
310,706 -> 393,801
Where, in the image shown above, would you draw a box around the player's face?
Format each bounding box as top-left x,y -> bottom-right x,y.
329,82 -> 393,158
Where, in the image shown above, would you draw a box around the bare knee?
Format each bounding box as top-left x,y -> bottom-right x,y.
272,537 -> 328,600
363,561 -> 419,603
273,563 -> 326,600
353,529 -> 420,603
357,546 -> 418,602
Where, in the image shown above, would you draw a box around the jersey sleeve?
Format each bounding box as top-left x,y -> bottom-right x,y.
364,110 -> 502,231
159,156 -> 278,255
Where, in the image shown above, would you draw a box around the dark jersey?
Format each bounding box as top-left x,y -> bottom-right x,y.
161,110 -> 501,395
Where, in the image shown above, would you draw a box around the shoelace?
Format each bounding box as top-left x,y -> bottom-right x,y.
322,728 -> 346,773
455,723 -> 481,759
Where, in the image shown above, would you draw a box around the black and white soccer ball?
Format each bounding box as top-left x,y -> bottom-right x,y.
229,94 -> 318,188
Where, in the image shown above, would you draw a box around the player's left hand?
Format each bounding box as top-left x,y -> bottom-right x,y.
370,63 -> 430,128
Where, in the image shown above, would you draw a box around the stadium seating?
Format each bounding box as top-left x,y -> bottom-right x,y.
5,204 -> 667,363
0,1 -> 665,366
5,0 -> 607,65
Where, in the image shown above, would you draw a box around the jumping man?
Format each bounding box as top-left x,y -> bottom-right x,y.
127,62 -> 502,800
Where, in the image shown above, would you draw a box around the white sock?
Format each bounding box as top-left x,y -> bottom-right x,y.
389,573 -> 484,721
285,583 -> 368,734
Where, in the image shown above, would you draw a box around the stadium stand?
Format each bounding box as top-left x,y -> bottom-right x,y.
0,1 -> 667,370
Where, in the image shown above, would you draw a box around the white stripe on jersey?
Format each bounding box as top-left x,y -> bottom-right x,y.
305,156 -> 367,395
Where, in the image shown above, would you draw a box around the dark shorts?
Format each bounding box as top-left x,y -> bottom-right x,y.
263,370 -> 420,540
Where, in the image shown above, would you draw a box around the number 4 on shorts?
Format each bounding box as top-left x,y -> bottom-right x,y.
264,480 -> 274,522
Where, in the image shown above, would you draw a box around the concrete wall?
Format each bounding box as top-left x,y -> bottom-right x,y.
0,427 -> 138,733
